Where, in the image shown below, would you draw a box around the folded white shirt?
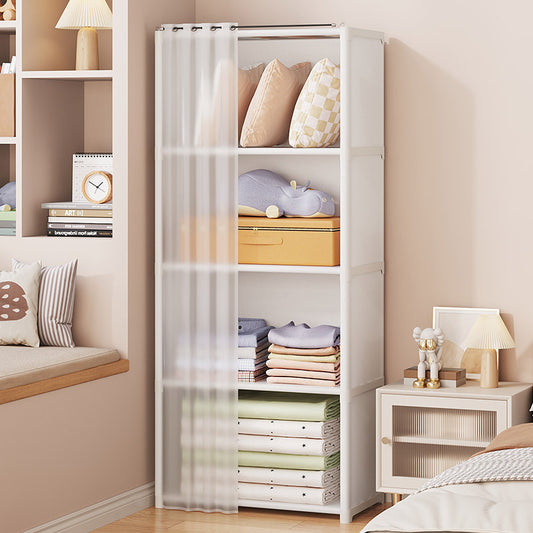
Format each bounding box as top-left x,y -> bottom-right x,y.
238,433 -> 339,456
238,465 -> 340,488
238,417 -> 339,439
238,481 -> 339,505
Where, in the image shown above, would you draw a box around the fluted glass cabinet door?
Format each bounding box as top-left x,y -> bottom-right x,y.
155,22 -> 238,513
380,394 -> 506,491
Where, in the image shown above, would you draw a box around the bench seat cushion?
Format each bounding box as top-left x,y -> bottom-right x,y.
0,346 -> 120,391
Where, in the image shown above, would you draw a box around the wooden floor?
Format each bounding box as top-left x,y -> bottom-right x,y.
93,503 -> 390,532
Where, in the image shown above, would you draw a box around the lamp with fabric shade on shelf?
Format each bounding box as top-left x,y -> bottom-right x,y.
56,0 -> 113,71
463,314 -> 516,388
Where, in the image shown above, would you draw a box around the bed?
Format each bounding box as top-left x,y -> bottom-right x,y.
362,423 -> 533,533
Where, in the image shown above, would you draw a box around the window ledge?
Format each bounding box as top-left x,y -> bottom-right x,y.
0,358 -> 129,404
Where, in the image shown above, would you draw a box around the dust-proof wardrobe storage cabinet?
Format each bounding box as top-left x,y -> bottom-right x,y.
155,24 -> 384,524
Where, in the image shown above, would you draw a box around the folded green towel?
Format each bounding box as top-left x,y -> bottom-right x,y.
268,353 -> 340,363
238,450 -> 340,471
238,390 -> 340,421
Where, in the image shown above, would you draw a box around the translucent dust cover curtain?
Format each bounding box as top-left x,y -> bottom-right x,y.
155,22 -> 238,513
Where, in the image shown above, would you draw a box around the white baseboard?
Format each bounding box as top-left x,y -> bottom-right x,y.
25,482 -> 154,533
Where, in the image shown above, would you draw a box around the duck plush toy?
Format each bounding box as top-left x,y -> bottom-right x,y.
238,169 -> 335,218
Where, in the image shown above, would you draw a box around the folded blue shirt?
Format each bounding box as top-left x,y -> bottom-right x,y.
238,318 -> 273,347
239,318 -> 267,334
268,321 -> 340,349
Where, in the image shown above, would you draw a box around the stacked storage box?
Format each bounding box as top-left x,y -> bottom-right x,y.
238,391 -> 340,505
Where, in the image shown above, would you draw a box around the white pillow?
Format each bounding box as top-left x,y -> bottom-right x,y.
0,262 -> 40,347
289,58 -> 341,148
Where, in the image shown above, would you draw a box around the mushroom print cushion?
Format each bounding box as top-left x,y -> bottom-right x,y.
0,261 -> 40,347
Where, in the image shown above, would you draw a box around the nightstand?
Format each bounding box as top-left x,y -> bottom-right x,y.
376,381 -> 532,499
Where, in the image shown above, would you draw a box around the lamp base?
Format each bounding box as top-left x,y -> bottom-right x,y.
76,27 -> 99,70
480,349 -> 498,388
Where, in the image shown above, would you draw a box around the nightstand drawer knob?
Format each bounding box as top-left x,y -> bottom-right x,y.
381,437 -> 391,445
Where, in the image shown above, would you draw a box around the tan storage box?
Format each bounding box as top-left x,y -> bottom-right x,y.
0,74 -> 14,137
238,216 -> 340,266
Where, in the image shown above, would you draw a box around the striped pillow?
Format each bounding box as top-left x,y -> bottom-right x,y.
12,258 -> 78,347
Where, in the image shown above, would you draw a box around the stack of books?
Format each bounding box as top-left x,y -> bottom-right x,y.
0,209 -> 15,236
403,366 -> 467,388
238,342 -> 269,382
41,202 -> 112,238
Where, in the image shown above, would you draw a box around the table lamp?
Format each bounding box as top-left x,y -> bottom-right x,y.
56,0 -> 113,70
463,314 -> 516,388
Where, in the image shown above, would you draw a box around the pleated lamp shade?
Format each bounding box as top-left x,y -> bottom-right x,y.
464,314 -> 516,349
56,0 -> 113,30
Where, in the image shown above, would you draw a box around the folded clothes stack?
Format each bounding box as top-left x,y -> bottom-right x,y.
238,391 -> 340,505
238,318 -> 273,382
266,322 -> 340,387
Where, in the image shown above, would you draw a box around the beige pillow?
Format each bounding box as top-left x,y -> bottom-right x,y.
0,262 -> 40,347
240,59 -> 311,147
13,258 -> 78,347
289,58 -> 341,148
238,63 -> 265,138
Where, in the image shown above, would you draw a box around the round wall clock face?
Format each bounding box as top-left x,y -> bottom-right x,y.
82,171 -> 113,204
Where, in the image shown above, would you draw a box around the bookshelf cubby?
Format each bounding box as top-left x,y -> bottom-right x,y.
15,0 -> 113,237
5,0 -> 117,336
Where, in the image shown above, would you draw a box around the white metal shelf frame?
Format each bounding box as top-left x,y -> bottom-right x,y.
235,26 -> 384,523
155,24 -> 384,524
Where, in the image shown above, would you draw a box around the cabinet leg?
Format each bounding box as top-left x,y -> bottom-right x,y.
392,493 -> 402,505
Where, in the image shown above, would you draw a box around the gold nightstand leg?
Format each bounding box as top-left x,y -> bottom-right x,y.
392,493 -> 402,505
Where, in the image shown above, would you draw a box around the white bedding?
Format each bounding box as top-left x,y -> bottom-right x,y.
363,447 -> 533,533
362,480 -> 533,533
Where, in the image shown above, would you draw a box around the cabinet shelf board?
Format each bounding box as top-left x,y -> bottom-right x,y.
238,382 -> 341,395
238,264 -> 341,275
238,146 -> 340,156
22,70 -> 113,81
393,435 -> 490,448
0,137 -> 16,144
21,236 -> 115,245
239,499 -> 340,514
0,21 -> 16,33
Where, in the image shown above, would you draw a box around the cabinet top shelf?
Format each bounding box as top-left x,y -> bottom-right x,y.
238,147 -> 340,156
22,70 -> 113,81
379,381 -> 532,399
238,264 -> 340,275
0,21 -> 16,33
237,26 -> 384,41
238,381 -> 341,395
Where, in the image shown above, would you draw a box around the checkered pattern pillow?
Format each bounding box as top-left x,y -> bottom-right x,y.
289,58 -> 340,148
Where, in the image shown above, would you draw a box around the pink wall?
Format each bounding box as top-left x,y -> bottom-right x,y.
197,0 -> 533,384
0,2 -> 195,532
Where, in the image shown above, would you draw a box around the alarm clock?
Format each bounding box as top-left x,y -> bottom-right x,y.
81,171 -> 113,204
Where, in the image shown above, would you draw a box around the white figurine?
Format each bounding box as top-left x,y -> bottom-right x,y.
412,327 -> 445,389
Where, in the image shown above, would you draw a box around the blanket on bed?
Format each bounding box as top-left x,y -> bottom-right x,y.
417,447 -> 533,493
362,423 -> 533,533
